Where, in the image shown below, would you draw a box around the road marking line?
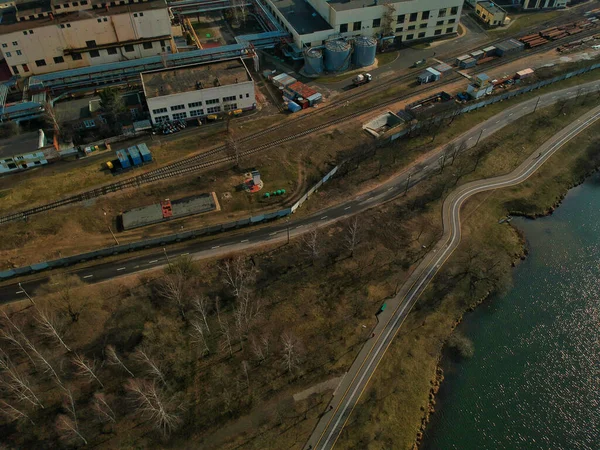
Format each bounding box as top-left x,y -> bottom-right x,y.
212,245 -> 220,249
15,290 -> 23,294
269,231 -> 278,236
509,113 -> 513,116
296,225 -> 304,229
344,206 -> 351,210
468,137 -> 473,140
241,239 -> 249,243
180,253 -> 189,256
149,260 -> 158,264
496,121 -> 500,124
321,216 -> 328,220
117,267 -> 126,271
134,266 -> 139,269
387,187 -> 394,191
83,275 -> 93,279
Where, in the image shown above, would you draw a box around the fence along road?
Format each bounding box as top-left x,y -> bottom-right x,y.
2,80 -> 600,301
307,104 -> 600,450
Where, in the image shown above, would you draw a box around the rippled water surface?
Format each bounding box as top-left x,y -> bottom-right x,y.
422,174 -> 600,450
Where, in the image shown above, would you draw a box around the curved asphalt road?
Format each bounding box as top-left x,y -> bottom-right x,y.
1,80 -> 599,304
307,103 -> 600,450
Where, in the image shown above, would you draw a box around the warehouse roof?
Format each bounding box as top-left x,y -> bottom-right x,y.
0,130 -> 42,159
141,58 -> 252,99
273,0 -> 332,34
478,1 -> 506,15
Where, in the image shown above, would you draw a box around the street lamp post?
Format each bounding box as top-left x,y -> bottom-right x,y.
163,248 -> 172,270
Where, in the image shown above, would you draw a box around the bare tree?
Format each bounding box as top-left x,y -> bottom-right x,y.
72,353 -> 103,388
0,399 -> 34,424
281,334 -> 300,374
345,217 -> 360,258
132,348 -> 166,386
251,336 -> 265,362
56,389 -> 87,445
157,271 -> 189,321
445,142 -> 458,166
39,275 -> 85,323
220,257 -> 255,298
0,350 -> 44,409
241,360 -> 250,395
125,379 -> 180,437
218,317 -> 233,357
189,318 -> 210,356
105,345 -> 135,377
0,312 -> 36,366
303,228 -> 320,260
35,308 -> 71,352
56,415 -> 87,445
91,392 -> 116,423
192,295 -> 211,334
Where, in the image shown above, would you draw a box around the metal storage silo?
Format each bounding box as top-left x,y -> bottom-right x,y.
353,36 -> 377,67
303,47 -> 324,76
324,39 -> 352,72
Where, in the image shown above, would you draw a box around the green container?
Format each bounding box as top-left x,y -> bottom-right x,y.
276,190 -> 282,195
281,189 -> 286,194
264,192 -> 270,198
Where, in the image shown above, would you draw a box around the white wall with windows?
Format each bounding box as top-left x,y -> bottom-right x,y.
262,0 -> 463,47
0,4 -> 170,76
146,81 -> 256,125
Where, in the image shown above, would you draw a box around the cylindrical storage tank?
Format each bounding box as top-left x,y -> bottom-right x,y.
303,48 -> 324,76
353,36 -> 377,67
324,40 -> 352,72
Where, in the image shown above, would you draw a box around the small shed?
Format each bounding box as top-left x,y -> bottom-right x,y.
417,67 -> 441,84
459,58 -> 477,69
455,54 -> 470,66
515,68 -> 534,79
482,46 -> 497,57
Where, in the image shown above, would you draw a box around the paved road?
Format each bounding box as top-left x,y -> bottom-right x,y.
2,80 -> 600,303
306,103 -> 600,450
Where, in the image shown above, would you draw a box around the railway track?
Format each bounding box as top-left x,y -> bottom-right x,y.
0,23 -> 596,225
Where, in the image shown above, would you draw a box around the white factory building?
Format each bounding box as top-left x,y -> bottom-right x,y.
261,0 -> 463,48
141,58 -> 256,125
0,0 -> 171,77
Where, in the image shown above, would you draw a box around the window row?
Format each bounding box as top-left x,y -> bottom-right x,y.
54,0 -> 89,9
397,6 -> 459,24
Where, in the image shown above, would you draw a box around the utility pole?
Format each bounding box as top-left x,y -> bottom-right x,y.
18,283 -> 35,306
475,128 -> 485,146
163,248 -> 172,270
533,96 -> 541,113
404,172 -> 412,195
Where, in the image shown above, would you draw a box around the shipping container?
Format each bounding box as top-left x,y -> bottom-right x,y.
515,68 -> 534,79
455,54 -> 470,66
433,62 -> 453,74
116,149 -> 130,169
307,92 -> 322,106
127,146 -> 142,166
137,143 -> 152,162
470,50 -> 484,60
459,58 -> 477,69
482,46 -> 497,57
272,73 -> 297,88
417,67 -> 441,84
288,100 -> 302,113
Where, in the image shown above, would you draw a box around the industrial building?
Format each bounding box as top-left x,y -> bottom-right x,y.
141,58 -> 255,124
0,0 -> 171,77
475,1 -> 509,27
0,129 -> 60,173
521,0 -> 568,9
263,0 -> 463,49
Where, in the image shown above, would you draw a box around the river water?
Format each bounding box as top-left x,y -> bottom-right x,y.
422,174 -> 600,450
